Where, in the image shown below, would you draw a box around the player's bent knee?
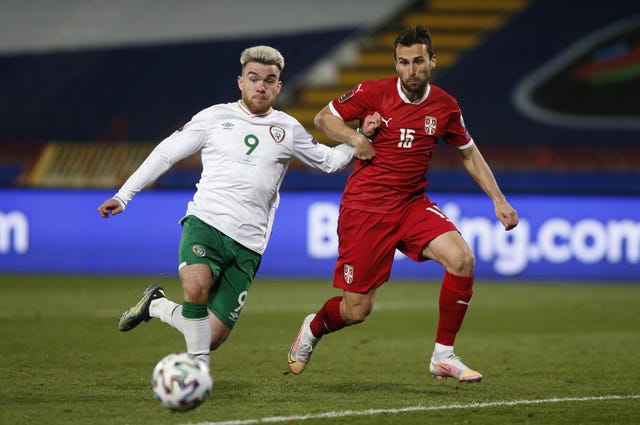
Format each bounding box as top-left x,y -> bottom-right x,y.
342,290 -> 375,324
449,250 -> 476,276
461,251 -> 476,271
343,306 -> 371,324
182,284 -> 209,304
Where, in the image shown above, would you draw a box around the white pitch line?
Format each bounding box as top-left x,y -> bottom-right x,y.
183,394 -> 640,425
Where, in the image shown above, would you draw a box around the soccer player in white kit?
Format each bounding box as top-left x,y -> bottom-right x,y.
97,45 -> 376,367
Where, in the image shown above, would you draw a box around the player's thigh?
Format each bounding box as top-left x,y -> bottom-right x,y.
179,215 -> 230,281
398,200 -> 460,262
422,230 -> 474,270
179,263 -> 213,302
208,244 -> 261,330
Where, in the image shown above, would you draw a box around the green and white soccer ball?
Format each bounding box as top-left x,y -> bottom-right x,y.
151,352 -> 212,411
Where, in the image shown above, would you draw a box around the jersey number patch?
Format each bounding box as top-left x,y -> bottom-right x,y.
398,128 -> 415,148
244,135 -> 259,154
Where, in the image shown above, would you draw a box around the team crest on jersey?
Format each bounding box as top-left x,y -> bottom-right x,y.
192,244 -> 206,257
424,116 -> 437,135
269,125 -> 285,143
343,264 -> 354,285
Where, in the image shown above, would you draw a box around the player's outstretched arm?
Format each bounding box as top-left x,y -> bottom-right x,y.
458,144 -> 518,231
97,121 -> 205,219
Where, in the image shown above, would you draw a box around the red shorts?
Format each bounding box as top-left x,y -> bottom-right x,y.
333,197 -> 458,293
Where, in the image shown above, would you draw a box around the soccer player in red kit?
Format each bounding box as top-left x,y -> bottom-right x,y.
288,25 -> 519,383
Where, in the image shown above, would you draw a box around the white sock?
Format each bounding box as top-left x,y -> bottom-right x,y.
433,343 -> 454,361
182,316 -> 211,365
149,298 -> 184,333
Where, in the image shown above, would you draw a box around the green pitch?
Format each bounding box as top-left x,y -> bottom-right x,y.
0,274 -> 638,425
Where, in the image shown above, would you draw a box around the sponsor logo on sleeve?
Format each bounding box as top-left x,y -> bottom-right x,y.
338,84 -> 364,103
338,89 -> 355,103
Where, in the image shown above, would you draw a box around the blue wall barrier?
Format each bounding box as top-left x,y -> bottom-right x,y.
0,190 -> 638,281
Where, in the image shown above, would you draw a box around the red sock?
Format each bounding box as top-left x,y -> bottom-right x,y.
436,271 -> 474,346
309,296 -> 347,338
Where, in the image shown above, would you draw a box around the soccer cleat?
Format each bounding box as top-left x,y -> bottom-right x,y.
287,314 -> 319,375
118,284 -> 165,332
429,354 -> 483,383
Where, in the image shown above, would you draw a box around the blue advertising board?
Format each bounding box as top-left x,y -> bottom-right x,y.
0,189 -> 637,281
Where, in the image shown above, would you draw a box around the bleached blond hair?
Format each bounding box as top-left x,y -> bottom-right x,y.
240,45 -> 285,71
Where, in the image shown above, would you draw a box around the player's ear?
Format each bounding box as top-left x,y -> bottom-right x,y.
237,75 -> 243,91
430,54 -> 437,68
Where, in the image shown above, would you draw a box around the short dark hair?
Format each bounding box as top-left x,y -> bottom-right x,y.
393,25 -> 433,59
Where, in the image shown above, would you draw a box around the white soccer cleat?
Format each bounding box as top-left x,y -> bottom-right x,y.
429,354 -> 483,383
287,314 -> 319,375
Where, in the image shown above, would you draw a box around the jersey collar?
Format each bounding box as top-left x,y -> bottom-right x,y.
237,100 -> 273,117
396,77 -> 430,104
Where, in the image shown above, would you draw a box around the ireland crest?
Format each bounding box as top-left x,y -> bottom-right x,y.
269,125 -> 285,143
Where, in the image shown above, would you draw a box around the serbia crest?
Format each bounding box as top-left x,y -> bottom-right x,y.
343,264 -> 354,285
424,116 -> 437,135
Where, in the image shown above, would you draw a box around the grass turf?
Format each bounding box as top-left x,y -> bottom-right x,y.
0,275 -> 638,424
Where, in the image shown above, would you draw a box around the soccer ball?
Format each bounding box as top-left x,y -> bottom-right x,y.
151,352 -> 213,411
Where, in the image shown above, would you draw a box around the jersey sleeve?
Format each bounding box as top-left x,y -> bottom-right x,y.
329,81 -> 376,123
114,109 -> 210,206
442,103 -> 474,150
290,121 -> 354,173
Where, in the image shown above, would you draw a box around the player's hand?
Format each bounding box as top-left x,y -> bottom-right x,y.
362,111 -> 381,137
97,198 -> 124,218
354,112 -> 380,160
495,201 -> 519,231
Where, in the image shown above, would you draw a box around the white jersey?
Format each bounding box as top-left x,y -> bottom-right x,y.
114,101 -> 354,254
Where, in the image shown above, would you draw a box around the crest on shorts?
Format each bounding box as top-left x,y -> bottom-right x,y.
269,125 -> 285,143
343,264 -> 354,285
228,311 -> 239,322
192,244 -> 206,257
424,116 -> 437,135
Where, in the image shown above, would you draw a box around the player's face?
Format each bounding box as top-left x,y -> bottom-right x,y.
395,44 -> 436,100
238,62 -> 282,114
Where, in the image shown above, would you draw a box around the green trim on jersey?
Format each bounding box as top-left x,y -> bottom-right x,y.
179,215 -> 262,329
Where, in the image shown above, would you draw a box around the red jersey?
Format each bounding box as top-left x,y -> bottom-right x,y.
330,77 -> 473,213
